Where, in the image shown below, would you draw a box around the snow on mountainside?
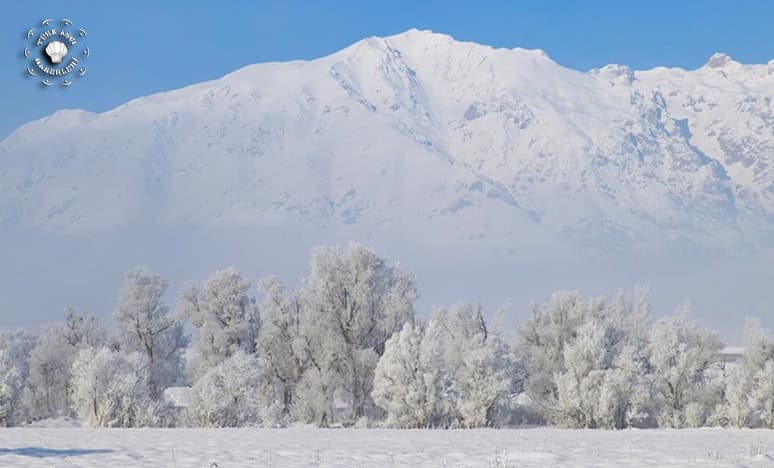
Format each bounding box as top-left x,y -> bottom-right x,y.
2,29 -> 773,255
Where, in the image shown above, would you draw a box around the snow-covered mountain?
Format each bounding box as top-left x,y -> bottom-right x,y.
2,29 -> 773,252
1,30 -> 773,331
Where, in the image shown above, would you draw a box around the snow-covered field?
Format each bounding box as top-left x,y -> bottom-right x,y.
1,428 -> 773,467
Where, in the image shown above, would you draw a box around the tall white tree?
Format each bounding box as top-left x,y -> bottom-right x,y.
553,319 -> 610,428
0,331 -> 36,426
517,290 -> 602,420
648,306 -> 723,428
716,318 -> 774,428
517,288 -> 652,428
70,347 -> 159,427
552,318 -> 653,429
372,304 -> 514,429
753,361 -> 774,428
296,244 -> 417,424
439,304 -> 512,428
420,315 -> 456,427
599,344 -> 653,429
114,267 -> 187,399
25,307 -> 107,418
714,363 -> 752,427
179,267 -> 259,381
372,321 -> 450,428
184,352 -> 263,427
0,349 -> 21,426
708,319 -> 770,427
255,276 -> 302,418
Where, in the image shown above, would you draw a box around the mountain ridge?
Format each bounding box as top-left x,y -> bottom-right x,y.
3,29 -> 773,254
2,29 -> 774,338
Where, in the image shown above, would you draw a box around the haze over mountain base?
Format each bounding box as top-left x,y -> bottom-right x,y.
1,226 -> 771,342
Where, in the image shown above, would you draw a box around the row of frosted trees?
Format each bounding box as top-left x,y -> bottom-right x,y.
1,244 -> 774,429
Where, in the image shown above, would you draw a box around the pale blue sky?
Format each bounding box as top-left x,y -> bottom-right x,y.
3,0 -> 774,139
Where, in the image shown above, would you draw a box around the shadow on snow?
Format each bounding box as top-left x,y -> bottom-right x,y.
0,447 -> 114,458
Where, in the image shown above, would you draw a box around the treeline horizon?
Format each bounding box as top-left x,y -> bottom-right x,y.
1,243 -> 773,430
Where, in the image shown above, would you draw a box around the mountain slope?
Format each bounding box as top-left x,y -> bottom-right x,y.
2,29 -> 773,253
1,30 -> 773,333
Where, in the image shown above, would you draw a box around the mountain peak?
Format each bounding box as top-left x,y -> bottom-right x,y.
588,64 -> 635,84
386,28 -> 452,41
380,29 -> 551,61
705,52 -> 737,69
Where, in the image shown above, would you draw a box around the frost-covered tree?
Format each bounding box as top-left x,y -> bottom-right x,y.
372,321 -> 449,428
517,291 -> 603,419
553,319 -> 609,428
373,304 -> 511,429
553,320 -> 652,429
292,360 -> 336,426
255,276 -> 302,418
438,304 -> 512,428
114,267 -> 187,399
706,319 -> 771,427
719,319 -> 774,428
184,352 -> 264,427
70,347 -> 160,427
600,344 -> 653,429
648,306 -> 723,428
753,361 -> 774,428
0,331 -> 36,426
295,244 -> 417,424
0,350 -> 21,426
456,333 -> 512,427
25,307 -> 107,418
517,288 -> 653,428
25,333 -> 71,420
179,267 -> 259,380
708,363 -> 747,427
420,315 -> 457,426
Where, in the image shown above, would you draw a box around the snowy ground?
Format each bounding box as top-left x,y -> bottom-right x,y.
1,427 -> 773,467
